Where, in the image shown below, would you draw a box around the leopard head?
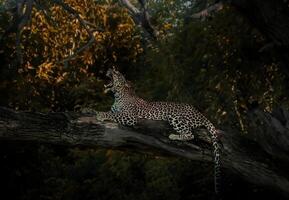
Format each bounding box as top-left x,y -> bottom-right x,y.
104,67 -> 134,97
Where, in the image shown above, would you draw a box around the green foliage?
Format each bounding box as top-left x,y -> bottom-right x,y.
147,0 -> 210,38
134,6 -> 288,131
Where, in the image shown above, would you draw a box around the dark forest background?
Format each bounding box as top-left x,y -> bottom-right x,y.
0,0 -> 289,199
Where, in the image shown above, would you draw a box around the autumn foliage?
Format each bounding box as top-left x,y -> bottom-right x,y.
0,0 -> 143,110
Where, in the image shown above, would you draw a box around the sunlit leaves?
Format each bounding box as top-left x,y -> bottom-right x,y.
27,0 -> 141,69
36,62 -> 54,82
0,0 -> 143,110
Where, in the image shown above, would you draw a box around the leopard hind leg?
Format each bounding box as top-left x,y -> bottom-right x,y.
167,115 -> 194,141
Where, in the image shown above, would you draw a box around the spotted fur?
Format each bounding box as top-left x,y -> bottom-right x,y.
97,68 -> 221,194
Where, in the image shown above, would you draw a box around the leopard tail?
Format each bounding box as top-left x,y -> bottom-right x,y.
205,121 -> 221,196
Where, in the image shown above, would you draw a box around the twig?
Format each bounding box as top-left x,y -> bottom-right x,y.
34,0 -> 58,27
58,36 -> 95,64
258,42 -> 275,52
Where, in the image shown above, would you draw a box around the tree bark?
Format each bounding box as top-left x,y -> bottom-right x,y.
0,107 -> 289,197
119,0 -> 157,39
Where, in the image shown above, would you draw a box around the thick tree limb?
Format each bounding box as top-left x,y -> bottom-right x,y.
0,106 -> 289,198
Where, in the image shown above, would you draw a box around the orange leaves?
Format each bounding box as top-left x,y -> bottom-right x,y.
82,50 -> 94,65
36,62 -> 54,82
25,0 -> 142,74
163,23 -> 173,31
5,0 -> 143,110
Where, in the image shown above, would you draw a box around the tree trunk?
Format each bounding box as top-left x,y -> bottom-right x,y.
0,106 -> 289,197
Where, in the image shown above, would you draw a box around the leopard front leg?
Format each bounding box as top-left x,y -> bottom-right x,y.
167,115 -> 194,141
96,111 -> 116,122
96,111 -> 137,126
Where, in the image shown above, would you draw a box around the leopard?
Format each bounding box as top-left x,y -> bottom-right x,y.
96,67 -> 221,194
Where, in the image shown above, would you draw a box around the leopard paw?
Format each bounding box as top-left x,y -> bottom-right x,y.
169,134 -> 180,140
169,133 -> 194,141
96,112 -> 106,122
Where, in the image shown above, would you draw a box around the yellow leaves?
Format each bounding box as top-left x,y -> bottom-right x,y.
36,62 -> 54,82
55,72 -> 68,84
34,11 -> 44,21
117,23 -> 133,34
82,51 -> 94,65
27,0 -> 141,67
13,0 -> 143,109
163,23 -> 172,30
35,62 -> 70,85
94,31 -> 106,42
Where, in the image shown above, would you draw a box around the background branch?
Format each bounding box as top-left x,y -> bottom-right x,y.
191,2 -> 224,20
119,0 -> 157,39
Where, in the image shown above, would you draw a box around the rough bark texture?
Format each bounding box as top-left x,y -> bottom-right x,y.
0,106 -> 289,198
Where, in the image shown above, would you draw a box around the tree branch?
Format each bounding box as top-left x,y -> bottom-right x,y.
119,0 -> 157,39
191,2 -> 224,20
0,106 -> 289,198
